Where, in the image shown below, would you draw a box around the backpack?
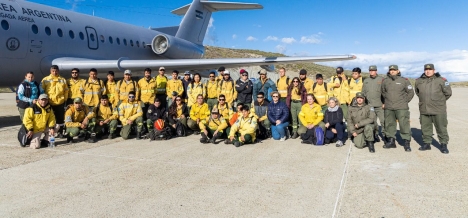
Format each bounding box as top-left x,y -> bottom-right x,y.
175,120 -> 186,137
313,126 -> 324,145
276,77 -> 290,86
219,79 -> 234,92
84,78 -> 103,89
312,82 -> 328,92
347,77 -> 365,85
18,124 -> 31,147
117,80 -> 137,91
148,127 -> 172,141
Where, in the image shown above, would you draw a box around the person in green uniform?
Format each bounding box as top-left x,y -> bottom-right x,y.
362,65 -> 386,143
347,92 -> 376,153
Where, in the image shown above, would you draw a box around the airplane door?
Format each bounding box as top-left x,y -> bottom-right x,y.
85,26 -> 98,50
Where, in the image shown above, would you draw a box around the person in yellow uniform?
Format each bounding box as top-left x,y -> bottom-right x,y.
298,69 -> 314,93
23,94 -> 56,149
312,74 -> 331,113
218,70 -> 237,107
138,68 -> 157,120
66,68 -> 84,106
155,67 -> 168,108
105,71 -> 119,106
199,107 -> 228,144
93,95 -> 119,139
298,94 -> 326,142
41,65 -> 69,137
118,91 -> 144,140
82,68 -> 106,111
187,73 -> 206,108
64,97 -> 96,144
216,66 -> 226,82
187,94 -> 210,134
286,77 -> 308,139
330,67 -> 350,119
116,70 -> 139,105
205,71 -> 219,111
276,67 -> 290,102
347,67 -> 364,105
226,105 -> 257,147
167,95 -> 189,131
166,70 -> 184,107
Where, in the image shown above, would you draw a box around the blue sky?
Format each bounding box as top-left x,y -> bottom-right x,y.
30,0 -> 468,81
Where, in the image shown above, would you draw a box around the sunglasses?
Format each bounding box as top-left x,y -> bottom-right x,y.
209,76 -> 215,77
272,96 -> 279,98
257,96 -> 264,99
219,99 -> 225,101
293,81 -> 299,83
128,96 -> 135,98
71,72 -> 78,74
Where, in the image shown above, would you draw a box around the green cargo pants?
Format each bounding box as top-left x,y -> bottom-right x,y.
385,109 -> 411,141
187,118 -> 201,131
291,101 -> 302,131
94,119 -> 118,135
353,124 -> 375,148
231,133 -> 253,145
297,121 -> 326,135
120,117 -> 144,140
66,118 -> 96,137
373,107 -> 386,136
340,104 -> 348,121
420,113 -> 449,144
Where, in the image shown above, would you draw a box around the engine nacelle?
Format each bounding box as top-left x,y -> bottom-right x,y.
151,34 -> 204,59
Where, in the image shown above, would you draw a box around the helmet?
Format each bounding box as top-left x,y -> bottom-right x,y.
154,119 -> 165,131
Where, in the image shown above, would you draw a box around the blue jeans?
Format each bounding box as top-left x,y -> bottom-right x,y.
271,122 -> 289,140
325,122 -> 345,141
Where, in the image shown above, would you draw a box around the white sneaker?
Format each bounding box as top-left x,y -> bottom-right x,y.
280,137 -> 286,141
335,140 -> 344,147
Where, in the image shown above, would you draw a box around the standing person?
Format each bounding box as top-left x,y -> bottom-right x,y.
286,77 -> 308,139
347,67 -> 364,104
93,95 -> 119,139
146,98 -> 167,133
347,92 -> 376,152
23,94 -> 55,149
312,74 -> 330,113
187,94 -> 210,134
252,91 -> 271,139
205,71 -> 219,111
381,65 -> 414,152
199,107 -> 228,144
82,68 -> 106,111
167,95 -> 189,132
362,65 -> 386,142
297,94 -> 326,143
155,67 -> 168,108
330,67 -> 350,118
216,66 -> 226,82
105,71 -> 119,107
118,91 -> 144,140
218,70 -> 237,107
41,65 -> 69,137
138,68 -> 157,121
276,67 -> 290,102
17,72 -> 42,121
323,97 -> 346,146
298,69 -> 314,93
268,91 -> 290,141
187,73 -> 206,108
415,64 -> 452,154
66,68 -> 84,106
116,70 -> 139,105
64,97 -> 96,143
253,69 -> 277,102
166,70 -> 184,107
226,105 -> 257,147
181,71 -> 192,102
235,69 -> 253,105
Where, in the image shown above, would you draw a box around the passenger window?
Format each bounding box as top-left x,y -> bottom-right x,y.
1,20 -> 9,30
109,36 -> 113,44
69,30 -> 75,39
130,40 -> 134,47
90,33 -> 95,42
79,32 -> 84,40
123,39 -> 127,46
142,42 -> 146,48
45,26 -> 51,36
100,35 -> 105,43
32,24 -> 39,34
116,38 -> 120,45
136,41 -> 140,47
57,28 -> 63,37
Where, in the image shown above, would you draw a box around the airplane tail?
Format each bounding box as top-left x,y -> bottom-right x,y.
172,0 -> 262,45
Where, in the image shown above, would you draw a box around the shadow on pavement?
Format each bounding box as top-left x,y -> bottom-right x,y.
411,127 -> 442,150
0,115 -> 21,128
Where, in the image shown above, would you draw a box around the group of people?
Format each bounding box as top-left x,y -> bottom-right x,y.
17,64 -> 452,154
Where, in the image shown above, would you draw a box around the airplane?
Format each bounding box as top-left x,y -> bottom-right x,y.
0,0 -> 355,87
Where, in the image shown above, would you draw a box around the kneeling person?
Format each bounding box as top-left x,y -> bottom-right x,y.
94,95 -> 119,139
147,98 -> 167,130
118,91 -> 144,140
65,97 -> 96,143
347,92 -> 376,152
226,105 -> 257,147
199,107 -> 228,144
187,94 -> 210,134
23,94 -> 56,149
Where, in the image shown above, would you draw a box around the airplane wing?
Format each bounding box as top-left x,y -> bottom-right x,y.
51,55 -> 356,72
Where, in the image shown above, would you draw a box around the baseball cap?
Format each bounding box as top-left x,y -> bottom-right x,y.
369,65 -> 377,71
73,97 -> 83,103
218,66 -> 225,71
355,92 -> 365,99
240,69 -> 248,75
224,70 -> 230,75
259,69 -> 267,75
159,67 -> 165,71
424,64 -> 434,70
124,70 -> 132,75
184,71 -> 191,75
299,69 -> 307,75
39,94 -> 48,99
211,107 -> 219,114
389,65 -> 399,70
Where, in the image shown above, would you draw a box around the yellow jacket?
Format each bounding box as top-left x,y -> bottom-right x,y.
205,80 -> 218,99
348,78 -> 364,104
200,116 -> 228,132
23,103 -> 56,133
299,103 -> 324,126
277,76 -> 290,98
138,77 -> 157,104
65,105 -> 95,128
214,103 -> 233,121
312,82 -> 331,106
95,104 -> 118,121
187,82 -> 206,107
155,75 -> 168,95
105,80 -> 119,106
189,103 -> 210,120
301,78 -> 314,94
82,78 -> 106,107
229,115 -> 257,141
118,101 -> 143,126
41,75 -> 69,106
116,79 -> 139,102
67,78 -> 85,100
218,79 -> 237,105
166,79 -> 184,97
330,76 -> 350,105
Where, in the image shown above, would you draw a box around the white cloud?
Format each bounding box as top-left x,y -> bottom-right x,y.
232,34 -> 237,39
264,36 -> 278,41
246,36 -> 258,41
276,45 -> 287,54
300,35 -> 322,44
320,50 -> 468,82
208,17 -> 215,29
67,0 -> 85,11
281,37 -> 296,44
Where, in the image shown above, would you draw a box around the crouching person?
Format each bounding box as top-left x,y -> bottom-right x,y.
167,95 -> 189,136
348,92 -> 376,153
65,97 -> 96,143
147,98 -> 167,130
23,94 -> 56,149
94,95 -> 119,139
323,97 -> 346,146
225,105 -> 257,147
199,107 -> 228,144
298,94 -> 326,144
118,91 -> 144,140
187,94 -> 210,134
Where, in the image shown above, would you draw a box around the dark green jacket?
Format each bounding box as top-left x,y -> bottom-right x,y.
381,73 -> 414,110
347,99 -> 375,135
415,73 -> 452,115
362,75 -> 384,107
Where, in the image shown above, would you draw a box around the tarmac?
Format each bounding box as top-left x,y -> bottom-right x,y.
0,89 -> 467,217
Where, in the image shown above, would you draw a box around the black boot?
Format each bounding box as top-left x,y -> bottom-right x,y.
404,140 -> 411,152
440,144 -> 449,154
383,137 -> 396,149
367,141 -> 375,153
200,133 -> 209,144
88,133 -> 97,143
383,135 -> 389,144
136,132 -> 141,140
84,133 -> 90,141
108,133 -> 115,139
210,133 -> 220,144
224,139 -> 232,144
292,132 -> 299,139
418,143 -> 431,151
233,140 -> 242,147
374,133 -> 380,143
66,135 -> 74,144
